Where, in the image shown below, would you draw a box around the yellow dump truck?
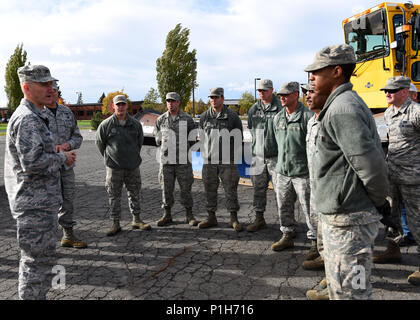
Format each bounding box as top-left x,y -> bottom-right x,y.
343,2 -> 420,140
343,2 -> 420,107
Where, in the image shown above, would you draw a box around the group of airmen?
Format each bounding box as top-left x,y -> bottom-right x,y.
3,43 -> 420,300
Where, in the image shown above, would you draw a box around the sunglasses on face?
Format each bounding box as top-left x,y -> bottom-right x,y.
116,102 -> 127,106
384,89 -> 402,94
166,99 -> 176,102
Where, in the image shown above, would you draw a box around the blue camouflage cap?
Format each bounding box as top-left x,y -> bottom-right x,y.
18,64 -> 57,83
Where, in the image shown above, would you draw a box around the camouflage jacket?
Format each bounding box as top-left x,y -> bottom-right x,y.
313,83 -> 388,215
43,103 -> 83,170
385,97 -> 420,184
154,110 -> 196,164
247,96 -> 282,158
306,113 -> 319,180
4,99 -> 66,217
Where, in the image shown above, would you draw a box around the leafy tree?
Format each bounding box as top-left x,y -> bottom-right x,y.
156,23 -> 197,109
102,90 -> 131,115
4,43 -> 28,112
185,98 -> 209,116
142,87 -> 165,113
238,91 -> 255,115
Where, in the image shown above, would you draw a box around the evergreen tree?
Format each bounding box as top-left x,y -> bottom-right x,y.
98,92 -> 105,103
156,23 -> 197,109
4,43 -> 28,113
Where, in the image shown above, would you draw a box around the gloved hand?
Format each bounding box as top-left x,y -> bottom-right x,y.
376,200 -> 399,230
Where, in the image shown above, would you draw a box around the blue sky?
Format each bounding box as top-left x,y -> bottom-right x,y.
0,0 -> 389,106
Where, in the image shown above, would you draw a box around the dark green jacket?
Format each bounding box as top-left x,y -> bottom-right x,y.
313,83 -> 388,214
96,113 -> 144,170
247,95 -> 282,158
199,106 -> 243,164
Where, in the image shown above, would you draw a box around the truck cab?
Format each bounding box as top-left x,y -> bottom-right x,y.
343,2 -> 420,111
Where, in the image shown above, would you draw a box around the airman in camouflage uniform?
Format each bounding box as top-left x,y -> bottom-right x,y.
271,81 -> 317,260
43,81 -> 86,248
379,76 -> 420,285
198,87 -> 244,231
305,44 -> 389,299
154,92 -> 198,226
96,95 -> 151,236
246,79 -> 282,232
302,85 -> 331,300
4,65 -> 76,299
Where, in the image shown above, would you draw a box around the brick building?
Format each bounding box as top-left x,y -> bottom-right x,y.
68,100 -> 144,120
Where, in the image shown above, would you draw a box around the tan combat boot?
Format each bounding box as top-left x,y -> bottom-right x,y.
106,220 -> 121,237
306,287 -> 329,300
230,211 -> 243,232
271,231 -> 296,252
305,240 -> 320,261
302,256 -> 324,270
373,239 -> 402,264
319,277 -> 327,289
408,270 -> 420,286
246,211 -> 266,232
132,214 -> 152,230
157,208 -> 173,227
61,227 -> 87,249
185,208 -> 199,226
198,211 -> 218,229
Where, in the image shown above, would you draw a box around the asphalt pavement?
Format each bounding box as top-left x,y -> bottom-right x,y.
0,130 -> 419,302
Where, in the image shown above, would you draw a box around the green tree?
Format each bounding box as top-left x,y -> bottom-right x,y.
238,91 -> 255,115
98,92 -> 105,103
4,43 -> 28,113
142,87 -> 165,113
90,111 -> 103,130
156,23 -> 197,110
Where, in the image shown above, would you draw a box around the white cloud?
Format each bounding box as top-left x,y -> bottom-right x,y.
0,0 -> 386,103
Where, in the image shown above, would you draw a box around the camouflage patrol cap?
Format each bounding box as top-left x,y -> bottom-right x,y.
209,87 -> 224,97
18,64 -> 57,83
52,81 -> 59,91
410,83 -> 418,92
380,76 -> 411,91
257,79 -> 273,90
304,44 -> 356,72
166,92 -> 181,101
113,95 -> 128,105
301,83 -> 313,94
278,81 -> 300,95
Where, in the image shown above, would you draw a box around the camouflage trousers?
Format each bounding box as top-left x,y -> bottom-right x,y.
58,168 -> 76,229
250,156 -> 277,213
275,173 -> 317,240
202,164 -> 240,212
390,183 -> 420,256
105,166 -> 142,220
159,163 -> 194,209
16,208 -> 59,300
321,216 -> 379,300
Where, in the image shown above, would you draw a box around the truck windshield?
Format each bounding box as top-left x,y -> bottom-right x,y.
344,9 -> 389,62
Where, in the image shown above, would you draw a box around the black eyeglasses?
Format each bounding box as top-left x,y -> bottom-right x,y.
166,99 -> 176,102
116,102 -> 127,106
384,89 -> 402,94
